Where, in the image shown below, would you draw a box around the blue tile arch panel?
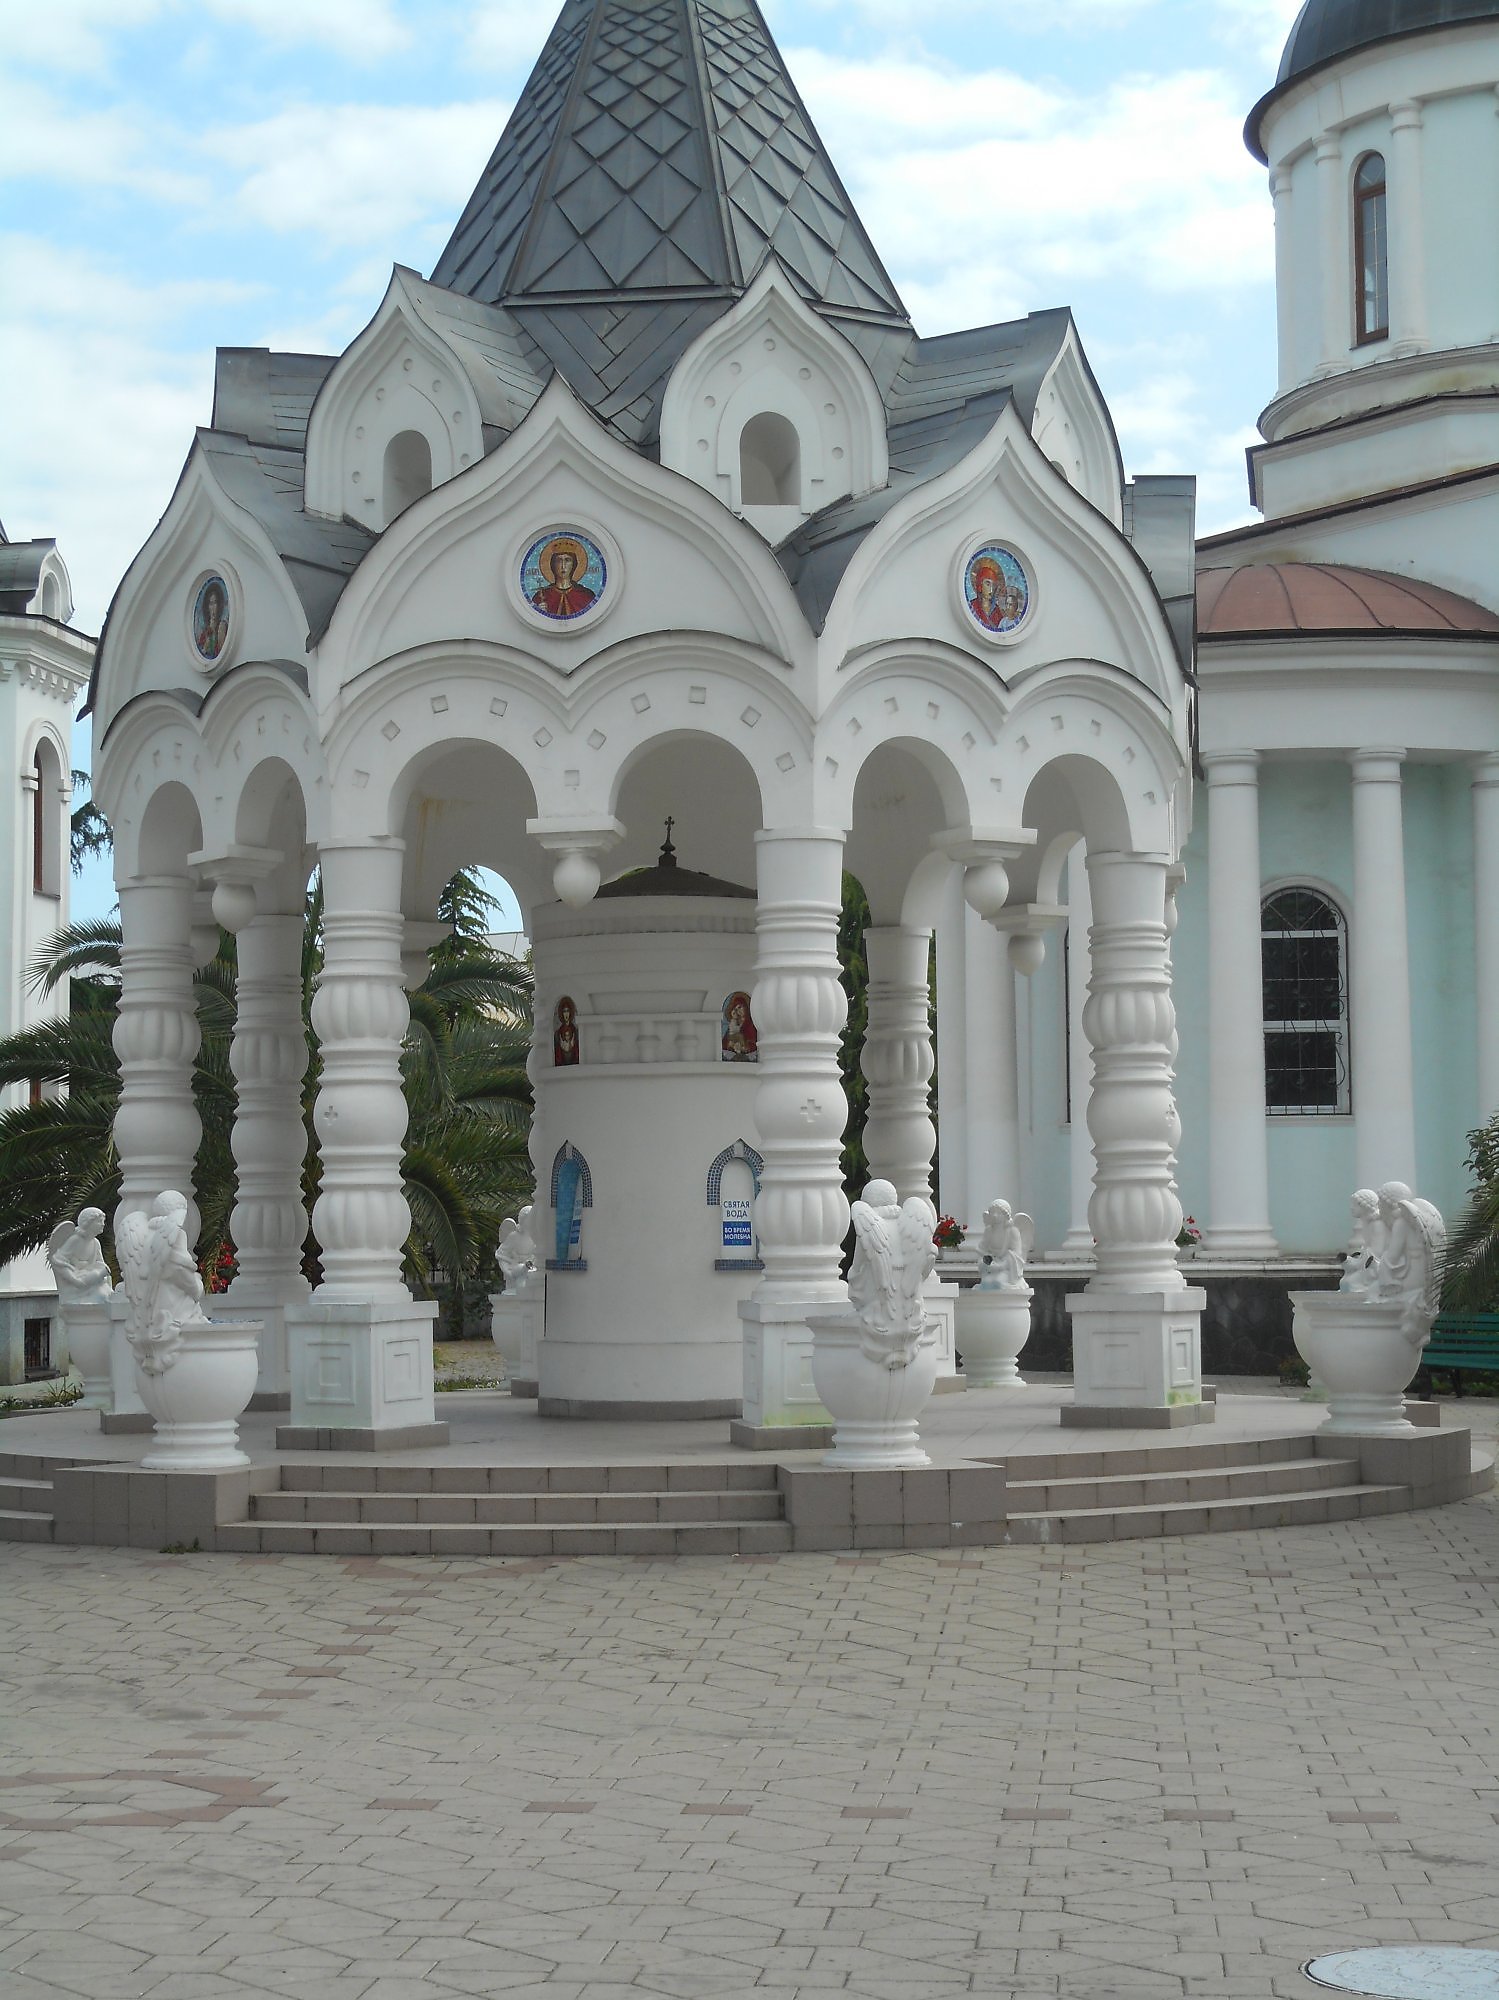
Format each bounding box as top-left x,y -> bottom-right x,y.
705,1138 -> 764,1206
550,1142 -> 594,1210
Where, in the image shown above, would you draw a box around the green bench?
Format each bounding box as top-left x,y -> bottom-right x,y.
1413,1313 -> 1499,1398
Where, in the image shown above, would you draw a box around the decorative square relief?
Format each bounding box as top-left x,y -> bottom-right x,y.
1091,1335 -> 1145,1393
380,1338 -> 422,1405
306,1340 -> 356,1406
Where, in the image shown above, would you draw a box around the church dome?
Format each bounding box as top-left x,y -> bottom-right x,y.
1247,0 -> 1499,159
1197,562 -> 1499,639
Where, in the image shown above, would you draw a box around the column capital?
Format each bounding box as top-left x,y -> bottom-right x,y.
1471,753 -> 1499,788
1270,164 -> 1294,200
1389,97 -> 1423,129
1200,750 -> 1262,783
1350,747 -> 1407,781
1314,131 -> 1343,164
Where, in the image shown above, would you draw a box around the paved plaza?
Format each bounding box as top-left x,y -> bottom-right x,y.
4,1437 -> 1499,2000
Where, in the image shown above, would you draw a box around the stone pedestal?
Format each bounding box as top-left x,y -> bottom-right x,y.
1063,1287 -> 1211,1426
279,1298 -> 447,1450
490,1288 -> 542,1398
1291,1291 -> 1424,1436
107,1295 -> 148,1421
733,1297 -> 833,1446
64,1299 -> 113,1409
955,1288 -> 1032,1388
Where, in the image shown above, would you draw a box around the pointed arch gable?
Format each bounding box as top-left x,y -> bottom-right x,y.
1031,322 -> 1125,528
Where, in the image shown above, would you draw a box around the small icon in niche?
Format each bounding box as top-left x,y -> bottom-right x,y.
963,545 -> 1029,635
192,574 -> 231,661
721,991 -> 758,1062
553,995 -> 580,1067
522,529 -> 606,621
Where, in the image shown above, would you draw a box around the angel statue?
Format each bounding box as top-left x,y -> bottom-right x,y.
978,1199 -> 1034,1294
847,1179 -> 938,1370
1371,1181 -> 1447,1343
497,1206 -> 540,1296
1338,1188 -> 1382,1297
115,1192 -> 210,1377
47,1207 -> 114,1307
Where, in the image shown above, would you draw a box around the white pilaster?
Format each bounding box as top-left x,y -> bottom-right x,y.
1067,852 -> 1205,1422
1387,100 -> 1428,354
1063,846 -> 1095,1256
739,829 -> 849,1431
934,864 -> 970,1227
113,876 -> 202,1244
965,906 -> 1021,1213
287,838 -> 440,1443
1202,754 -> 1277,1256
1473,756 -> 1499,1120
1315,133 -> 1347,372
1350,750 -> 1416,1188
1271,164 -> 1297,394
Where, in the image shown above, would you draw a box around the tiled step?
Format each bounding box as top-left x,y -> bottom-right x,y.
0,1476 -> 53,1512
1005,1454 -> 1361,1514
996,1433 -> 1330,1485
252,1486 -> 785,1525
276,1461 -> 781,1495
0,1505 -> 53,1543
218,1518 -> 795,1558
1005,1480 -> 1410,1544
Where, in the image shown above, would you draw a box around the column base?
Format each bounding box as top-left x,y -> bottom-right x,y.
1060,1400 -> 1216,1429
221,1281 -> 311,1405
285,1297 -> 441,1438
738,1297 -> 833,1430
275,1420 -> 450,1452
1066,1287 -> 1207,1415
924,1274 -> 959,1380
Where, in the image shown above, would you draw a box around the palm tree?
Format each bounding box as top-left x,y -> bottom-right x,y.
0,873 -> 534,1294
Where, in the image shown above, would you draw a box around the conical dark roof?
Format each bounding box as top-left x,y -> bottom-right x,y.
433,0 -> 907,324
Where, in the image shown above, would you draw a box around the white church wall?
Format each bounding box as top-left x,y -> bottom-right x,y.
1256,401 -> 1499,518
1233,482 -> 1499,616
1404,763 -> 1477,1224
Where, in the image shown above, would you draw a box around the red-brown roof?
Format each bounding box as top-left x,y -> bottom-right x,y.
1196,562 -> 1499,639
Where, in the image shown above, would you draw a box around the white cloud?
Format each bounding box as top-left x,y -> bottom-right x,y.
465,0 -> 553,75
0,0 -> 165,75
201,0 -> 412,62
0,78 -> 208,206
205,100 -> 511,247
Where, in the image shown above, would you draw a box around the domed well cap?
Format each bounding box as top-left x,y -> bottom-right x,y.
1246,0 -> 1499,161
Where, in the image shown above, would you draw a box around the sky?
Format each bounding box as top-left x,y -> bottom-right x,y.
0,0 -> 1305,923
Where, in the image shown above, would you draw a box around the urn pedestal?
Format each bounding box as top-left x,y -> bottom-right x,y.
490,1285 -> 543,1397
135,1318 -> 262,1470
955,1288 -> 1032,1388
1290,1291 -> 1424,1436
62,1299 -> 113,1409
806,1310 -> 941,1469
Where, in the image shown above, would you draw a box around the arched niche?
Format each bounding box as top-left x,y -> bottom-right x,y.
707,1138 -> 763,1269
29,734 -> 66,899
740,410 -> 802,508
607,730 -> 764,890
846,737 -> 967,925
383,430 -> 434,524
391,737 -> 546,922
137,779 -> 206,879
549,1141 -> 593,1270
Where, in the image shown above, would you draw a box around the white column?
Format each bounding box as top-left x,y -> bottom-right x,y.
114,876 -> 201,1242
1066,852 -> 1205,1422
1315,132 -> 1347,373
1271,163 -> 1297,394
739,830 -> 850,1430
934,865 -> 969,1227
1473,756 -> 1499,1120
1350,750 -> 1416,1188
1388,100 -> 1428,353
862,926 -> 936,1205
1063,846 -> 1095,1255
1202,754 -> 1277,1256
288,837 -> 440,1442
965,907 -> 1021,1211
226,906 -> 310,1400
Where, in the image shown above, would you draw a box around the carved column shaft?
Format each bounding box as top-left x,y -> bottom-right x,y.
860,926 -> 935,1207
309,841 -> 412,1299
228,910 -> 310,1295
114,877 -> 201,1243
751,830 -> 849,1301
1083,853 -> 1185,1294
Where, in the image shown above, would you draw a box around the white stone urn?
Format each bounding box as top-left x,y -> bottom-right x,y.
1289,1292 -> 1424,1437
135,1319 -> 261,1470
64,1298 -> 114,1409
807,1309 -> 941,1468
956,1287 -> 1032,1388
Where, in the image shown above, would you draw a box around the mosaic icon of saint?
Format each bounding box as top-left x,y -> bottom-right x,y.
963,547 -> 1028,635
553,995 -> 580,1066
721,991 -> 758,1062
193,575 -> 230,661
531,536 -> 597,620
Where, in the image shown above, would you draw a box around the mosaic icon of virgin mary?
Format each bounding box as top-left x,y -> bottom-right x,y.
522,530 -> 607,622
193,574 -> 230,661
963,546 -> 1029,635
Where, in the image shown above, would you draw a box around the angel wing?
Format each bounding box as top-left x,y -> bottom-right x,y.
849,1200 -> 898,1323
1012,1212 -> 1036,1262
897,1198 -> 938,1314
1405,1199 -> 1447,1309
46,1219 -> 75,1262
113,1209 -> 154,1336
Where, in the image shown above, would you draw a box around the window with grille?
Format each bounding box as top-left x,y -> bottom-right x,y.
1354,152 -> 1388,345
1262,888 -> 1349,1115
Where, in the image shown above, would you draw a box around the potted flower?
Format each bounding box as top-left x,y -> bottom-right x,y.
1176,1214 -> 1202,1257
932,1215 -> 965,1252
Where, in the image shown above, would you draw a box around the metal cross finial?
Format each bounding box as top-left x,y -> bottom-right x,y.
660,815 -> 677,867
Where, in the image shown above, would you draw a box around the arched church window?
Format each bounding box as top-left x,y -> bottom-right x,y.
1262,888 -> 1349,1115
39,572 -> 60,619
381,429 -> 433,525
1353,152 -> 1388,345
31,744 -> 62,899
739,412 -> 801,508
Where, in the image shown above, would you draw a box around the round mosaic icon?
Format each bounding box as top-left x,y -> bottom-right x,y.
963,544 -> 1030,637
192,573 -> 232,664
521,528 -> 607,624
